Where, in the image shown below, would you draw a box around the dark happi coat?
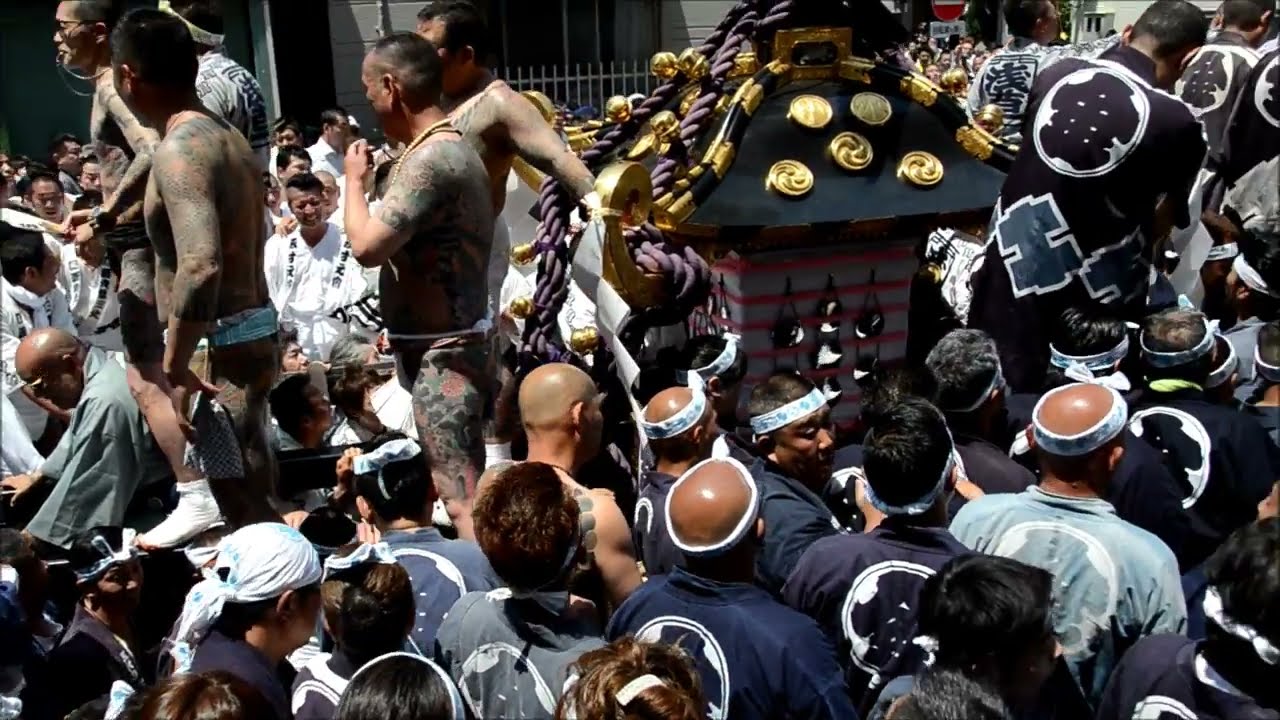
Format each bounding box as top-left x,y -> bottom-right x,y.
781,523 -> 970,716
607,568 -> 856,720
970,46 -> 1207,391
1178,33 -> 1263,161
1216,49 -> 1280,231
632,470 -> 682,578
750,459 -> 844,597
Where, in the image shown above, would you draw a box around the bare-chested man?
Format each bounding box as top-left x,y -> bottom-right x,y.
343,32 -> 495,538
54,0 -> 215,543
110,8 -> 280,545
416,1 -> 601,466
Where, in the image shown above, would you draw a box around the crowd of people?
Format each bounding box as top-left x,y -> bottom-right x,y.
0,0 -> 1278,719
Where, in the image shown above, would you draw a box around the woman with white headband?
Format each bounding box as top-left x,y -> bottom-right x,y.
334,652 -> 465,720
1097,518 -> 1280,719
165,522 -> 323,720
1221,235 -> 1280,402
556,636 -> 704,720
742,372 -> 841,596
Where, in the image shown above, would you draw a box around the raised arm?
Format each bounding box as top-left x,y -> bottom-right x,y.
98,81 -> 161,218
497,90 -> 596,202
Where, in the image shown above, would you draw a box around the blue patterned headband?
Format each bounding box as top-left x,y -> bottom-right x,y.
680,334 -> 741,382
353,439 -> 422,499
1050,335 -> 1130,373
1206,336 -> 1238,389
75,529 -> 138,584
1140,316 -> 1218,368
861,427 -> 956,516
1031,383 -> 1128,456
665,457 -> 761,558
640,375 -> 707,440
1255,346 -> 1280,384
749,387 -> 827,436
321,541 -> 398,581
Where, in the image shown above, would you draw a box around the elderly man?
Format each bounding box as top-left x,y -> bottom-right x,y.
951,382 -> 1186,706
634,378 -> 717,577
608,458 -> 857,720
0,329 -> 171,548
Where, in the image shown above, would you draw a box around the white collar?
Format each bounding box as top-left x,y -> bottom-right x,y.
1194,652 -> 1249,699
289,223 -> 339,250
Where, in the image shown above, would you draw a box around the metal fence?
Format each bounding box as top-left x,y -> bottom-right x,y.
501,59 -> 658,116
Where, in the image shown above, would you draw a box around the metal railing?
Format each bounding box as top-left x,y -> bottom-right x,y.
500,59 -> 658,116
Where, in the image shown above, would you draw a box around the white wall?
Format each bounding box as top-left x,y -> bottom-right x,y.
659,0 -> 737,49
1073,0 -> 1218,40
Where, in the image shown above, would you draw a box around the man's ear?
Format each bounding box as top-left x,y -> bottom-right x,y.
570,400 -> 584,429
706,375 -> 723,398
1121,24 -> 1134,44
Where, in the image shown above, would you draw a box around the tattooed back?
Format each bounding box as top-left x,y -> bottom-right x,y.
378,135 -> 494,337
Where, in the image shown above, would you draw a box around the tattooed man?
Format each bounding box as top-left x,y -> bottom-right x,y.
416,1 -> 600,467
111,8 -> 281,545
55,0 -> 217,541
344,32 -> 495,540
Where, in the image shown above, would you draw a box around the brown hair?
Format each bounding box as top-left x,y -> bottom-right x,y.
135,671 -> 274,720
556,637 -> 705,720
472,462 -> 580,592
322,543 -> 414,661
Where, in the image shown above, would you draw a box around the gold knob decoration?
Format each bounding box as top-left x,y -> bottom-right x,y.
626,131 -> 658,161
955,127 -> 994,161
975,104 -> 1005,135
509,242 -> 536,265
650,51 -> 680,80
787,95 -> 834,130
650,111 -> 681,143
765,160 -> 815,198
897,151 -> 944,188
678,48 -> 710,81
605,95 -> 632,124
508,296 -> 534,319
850,92 -> 892,127
918,262 -> 945,284
569,327 -> 601,354
939,67 -> 969,97
829,132 -> 874,172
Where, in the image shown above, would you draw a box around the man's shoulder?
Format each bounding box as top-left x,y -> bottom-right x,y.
951,488 -> 1027,526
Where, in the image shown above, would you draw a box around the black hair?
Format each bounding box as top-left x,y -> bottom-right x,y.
745,371 -> 818,423
320,108 -> 349,128
334,654 -> 459,720
24,168 -> 61,192
111,9 -> 198,92
891,667 -> 1014,720
1131,0 -> 1210,58
167,0 -> 225,36
918,555 -> 1054,672
0,223 -> 50,285
73,190 -> 104,211
859,367 -> 938,427
0,528 -> 35,570
1221,0 -> 1277,29
1141,309 -> 1215,383
69,0 -> 125,28
1204,518 -> 1280,652
81,153 -> 100,166
1051,307 -> 1128,356
1002,0 -> 1053,37
328,561 -> 414,663
212,578 -> 319,640
353,432 -> 435,523
681,334 -> 747,386
275,144 -> 310,171
863,397 -> 953,509
48,132 -> 81,156
1259,321 -> 1280,378
273,116 -> 301,135
416,0 -> 493,60
925,329 -> 1001,415
368,32 -> 446,108
67,525 -> 128,580
285,171 -> 325,195
1238,230 -> 1280,319
268,373 -> 323,440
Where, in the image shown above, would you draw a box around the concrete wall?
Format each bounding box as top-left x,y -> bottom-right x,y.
1072,0 -> 1218,40
659,0 -> 737,49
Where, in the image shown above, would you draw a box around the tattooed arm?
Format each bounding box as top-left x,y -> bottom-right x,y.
497,90 -> 596,201
153,137 -> 222,380
346,140 -> 462,267
98,83 -> 161,218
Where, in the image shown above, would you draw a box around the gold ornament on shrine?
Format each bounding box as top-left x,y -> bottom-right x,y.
939,67 -> 969,97
650,51 -> 680,80
787,95 -> 834,130
897,151 -> 943,188
508,297 -> 534,319
509,243 -> 536,265
975,104 -> 1005,135
650,111 -> 681,143
850,92 -> 892,127
766,160 -> 814,198
569,327 -> 601,354
829,132 -> 873,172
678,48 -> 710,81
605,95 -> 632,124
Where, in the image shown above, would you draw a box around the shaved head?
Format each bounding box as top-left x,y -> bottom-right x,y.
644,385 -> 715,464
668,460 -> 755,550
1035,383 -> 1116,439
15,328 -> 80,381
16,328 -> 87,410
363,31 -> 444,109
1034,383 -> 1126,485
519,363 -> 598,428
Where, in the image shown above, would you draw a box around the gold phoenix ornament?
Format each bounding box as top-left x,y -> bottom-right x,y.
766,160 -> 815,197
939,67 -> 969,97
649,111 -> 681,143
509,243 -> 536,265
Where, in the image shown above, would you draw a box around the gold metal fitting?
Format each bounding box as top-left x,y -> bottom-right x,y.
975,104 -> 1006,135
509,243 -> 536,265
939,67 -> 969,97
650,51 -> 680,80
850,92 -> 892,127
604,95 -> 632,124
787,95 -> 834,130
650,111 -> 681,143
508,297 -> 534,319
678,48 -> 710,81
829,132 -> 873,172
569,326 -> 601,354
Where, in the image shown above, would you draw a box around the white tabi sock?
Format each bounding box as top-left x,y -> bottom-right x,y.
137,479 -> 223,549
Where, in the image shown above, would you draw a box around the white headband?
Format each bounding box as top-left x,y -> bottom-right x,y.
861,428 -> 957,516
616,674 -> 667,706
1205,242 -> 1239,262
1206,337 -> 1238,389
1050,335 -> 1130,373
941,361 -> 1005,413
1203,586 -> 1280,665
354,439 -> 423,500
348,652 -> 465,720
640,375 -> 707,440
1234,255 -> 1280,298
681,334 -> 741,382
322,542 -> 398,581
1140,316 -> 1218,368
749,387 -> 827,436
1031,383 -> 1129,456
74,529 -> 138,584
1255,346 -> 1280,383
157,0 -> 226,46
664,457 -> 760,558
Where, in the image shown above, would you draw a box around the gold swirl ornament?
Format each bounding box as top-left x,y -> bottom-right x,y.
787,95 -> 834,130
766,160 -> 814,198
604,95 -> 632,124
897,151 -> 943,188
829,132 -> 873,172
569,327 -> 601,354
850,92 -> 892,127
650,51 -> 679,80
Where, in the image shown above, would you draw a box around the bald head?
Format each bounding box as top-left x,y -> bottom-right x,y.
668,460 -> 755,550
519,363 -> 598,428
15,328 -> 80,381
1035,383 -> 1116,439
644,386 -> 695,426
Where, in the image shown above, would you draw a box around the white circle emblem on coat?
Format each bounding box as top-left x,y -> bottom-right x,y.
1033,65 -> 1151,178
1255,53 -> 1280,128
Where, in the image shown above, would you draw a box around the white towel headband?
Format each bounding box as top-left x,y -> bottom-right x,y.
1255,346 -> 1280,383
1234,255 -> 1280,298
680,333 -> 741,382
861,427 -> 957,516
353,439 -> 423,500
322,542 -> 398,581
1050,335 -> 1130,373
616,674 -> 667,706
1203,586 -> 1279,665
1140,315 -> 1218,368
640,374 -> 707,440
1031,383 -> 1128,457
749,387 -> 827,436
1206,336 -> 1238,389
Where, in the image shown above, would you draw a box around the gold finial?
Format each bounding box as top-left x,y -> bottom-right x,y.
765,160 -> 814,198
829,132 -> 873,172
678,48 -> 710,81
508,297 -> 534,319
975,104 -> 1005,135
509,243 -> 536,265
605,95 -> 632,124
650,111 -> 681,143
939,67 -> 969,98
569,327 -> 601,354
850,92 -> 892,127
900,75 -> 939,107
787,95 -> 834,130
955,127 -> 994,161
650,51 -> 679,80
897,151 -> 944,188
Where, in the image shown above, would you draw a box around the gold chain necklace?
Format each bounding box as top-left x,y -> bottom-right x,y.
389,117 -> 457,186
